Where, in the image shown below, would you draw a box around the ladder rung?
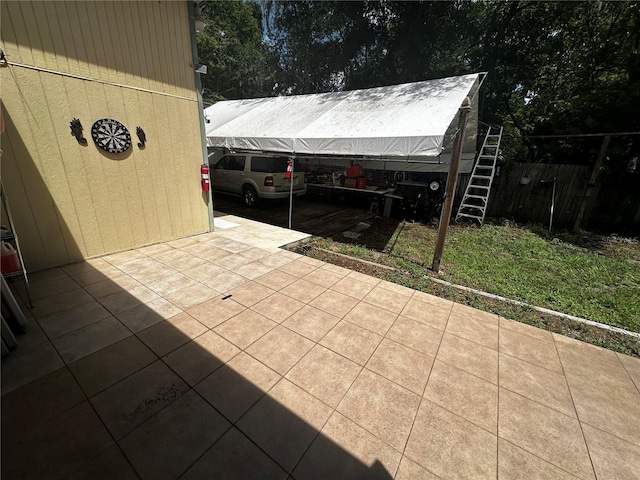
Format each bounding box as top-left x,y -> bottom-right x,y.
456,213 -> 483,220
463,194 -> 487,200
468,184 -> 491,189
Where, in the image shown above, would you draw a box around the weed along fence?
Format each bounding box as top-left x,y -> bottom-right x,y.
486,163 -> 592,228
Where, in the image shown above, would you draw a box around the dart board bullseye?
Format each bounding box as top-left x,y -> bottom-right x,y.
91,118 -> 132,154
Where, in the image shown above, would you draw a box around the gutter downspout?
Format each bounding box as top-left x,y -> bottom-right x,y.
188,1 -> 215,232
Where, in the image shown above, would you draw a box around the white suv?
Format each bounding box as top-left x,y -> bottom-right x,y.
208,150 -> 306,207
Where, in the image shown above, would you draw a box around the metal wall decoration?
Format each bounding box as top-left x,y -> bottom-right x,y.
136,126 -> 146,148
69,118 -> 87,145
91,118 -> 132,154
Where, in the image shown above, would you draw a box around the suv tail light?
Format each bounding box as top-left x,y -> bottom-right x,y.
264,176 -> 274,187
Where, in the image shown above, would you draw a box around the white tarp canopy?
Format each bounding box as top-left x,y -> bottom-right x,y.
205,73 -> 484,166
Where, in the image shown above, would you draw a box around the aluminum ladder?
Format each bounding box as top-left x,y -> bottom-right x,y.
455,126 -> 503,225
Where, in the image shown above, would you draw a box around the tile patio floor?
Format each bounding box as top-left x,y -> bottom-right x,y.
2,213 -> 640,479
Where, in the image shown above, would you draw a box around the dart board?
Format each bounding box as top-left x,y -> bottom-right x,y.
91,118 -> 132,154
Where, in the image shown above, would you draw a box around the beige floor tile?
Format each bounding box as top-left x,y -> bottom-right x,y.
436,333 -> 498,384
378,280 -> 414,297
285,345 -> 361,407
346,270 -> 381,286
214,309 -> 277,349
1,367 -> 85,435
252,291 -> 306,322
395,456 -> 440,480
31,288 -> 95,318
116,298 -> 182,332
28,276 -> 82,301
119,390 -> 229,480
337,369 -> 420,451
98,285 -> 159,315
127,264 -> 179,285
283,278 -> 327,303
201,271 -> 247,294
137,242 -> 174,256
499,328 -> 563,374
162,283 -> 219,310
257,252 -> 297,269
147,250 -> 200,273
90,360 -> 189,440
297,256 -> 325,267
362,286 -> 410,314
181,263 -> 226,282
70,266 -> 126,287
225,281 -> 276,307
282,305 -> 341,342
196,352 -> 281,422
181,428 -> 288,480
136,313 -> 208,357
424,360 -> 498,434
1,341 -> 65,394
446,310 -> 498,350
555,334 -> 630,389
84,275 -> 142,299
254,269 -> 298,290
367,339 -> 433,395
498,438 -> 581,480
68,336 -> 157,397
163,330 -> 240,386
212,252 -> 254,270
321,320 -> 383,366
246,325 -> 315,374
400,298 -> 450,330
309,289 -> 359,318
498,389 -> 594,480
330,276 -> 376,300
233,260 -> 276,279
52,316 -> 132,364
66,444 -> 139,480
500,316 -> 554,342
238,378 -> 333,471
582,423 -> 640,480
405,400 -> 497,480
278,259 -> 320,277
618,351 -> 640,374
319,262 -> 351,275
1,401 -> 114,480
167,236 -> 201,249
294,411 -> 402,480
61,261 -> 103,276
499,353 -> 576,418
303,268 -> 345,288
566,377 -> 640,448
344,301 -> 397,335
145,272 -> 197,296
238,247 -> 272,262
385,316 -> 443,357
411,290 -> 454,310
450,303 -> 498,324
37,301 -> 113,339
186,295 -> 246,328
104,249 -> 147,268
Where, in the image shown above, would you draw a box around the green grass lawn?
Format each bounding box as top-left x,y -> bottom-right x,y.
307,219 -> 640,334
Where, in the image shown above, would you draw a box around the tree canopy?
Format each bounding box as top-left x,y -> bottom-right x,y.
197,0 -> 640,165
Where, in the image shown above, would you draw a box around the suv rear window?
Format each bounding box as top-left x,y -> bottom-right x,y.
251,156 -> 301,173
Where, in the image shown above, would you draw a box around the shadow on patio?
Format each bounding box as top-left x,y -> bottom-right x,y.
1,229 -> 397,480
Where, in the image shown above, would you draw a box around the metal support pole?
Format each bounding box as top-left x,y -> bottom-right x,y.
432,97 -> 472,272
288,156 -> 295,229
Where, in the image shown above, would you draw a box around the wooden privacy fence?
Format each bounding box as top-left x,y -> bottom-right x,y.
486,163 -> 592,228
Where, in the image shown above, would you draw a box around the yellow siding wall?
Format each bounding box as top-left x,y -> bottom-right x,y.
1,1 -> 209,271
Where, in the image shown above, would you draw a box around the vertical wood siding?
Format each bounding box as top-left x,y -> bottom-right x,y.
1,1 -> 209,271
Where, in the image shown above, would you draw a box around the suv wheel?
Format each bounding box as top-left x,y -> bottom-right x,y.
243,185 -> 259,207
